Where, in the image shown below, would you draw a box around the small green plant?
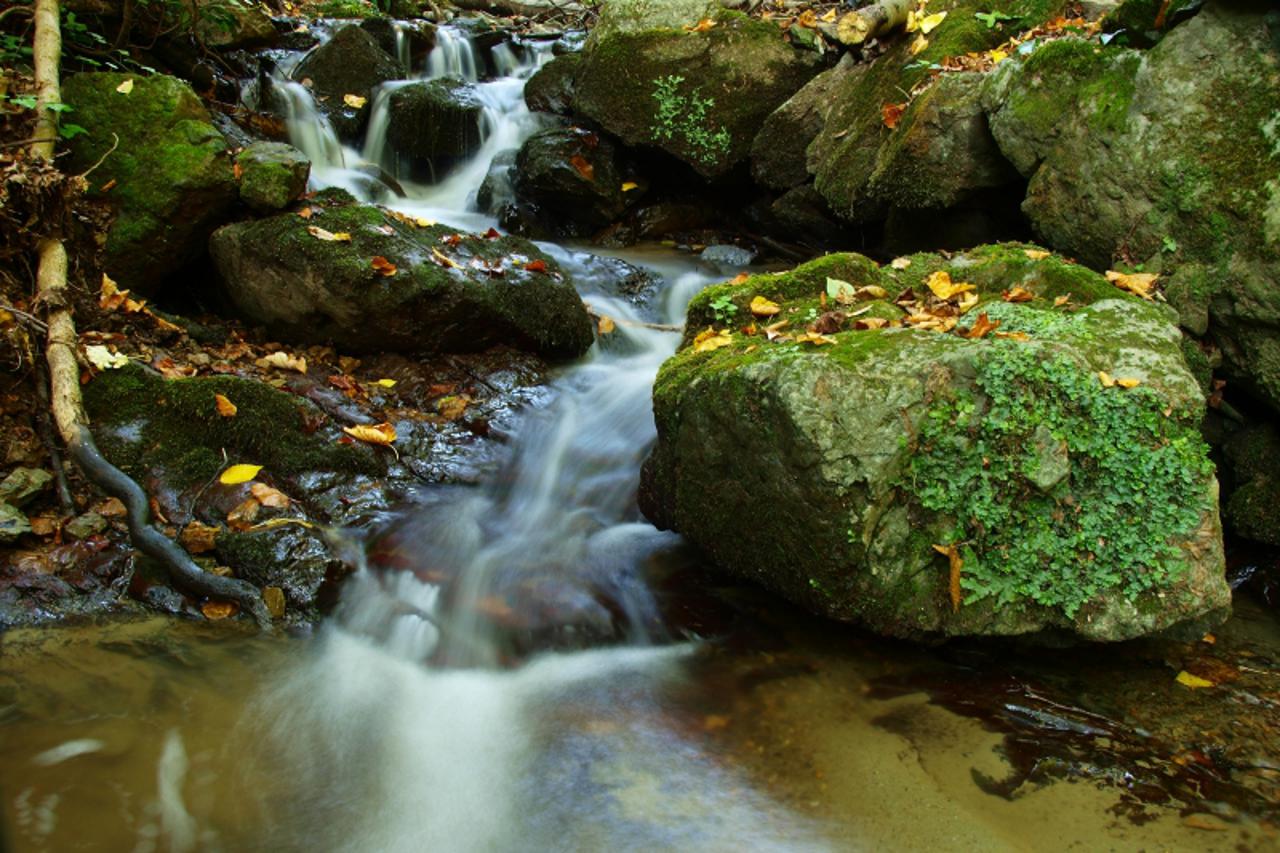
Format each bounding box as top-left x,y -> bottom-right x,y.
710,294 -> 738,325
1162,235 -> 1179,253
0,95 -> 88,139
974,10 -> 1018,29
650,75 -> 732,167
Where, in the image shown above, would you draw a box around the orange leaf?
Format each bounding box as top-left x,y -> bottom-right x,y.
962,312 -> 1000,339
226,497 -> 261,531
343,422 -> 397,445
1002,287 -> 1035,303
569,154 -> 595,181
214,393 -> 238,417
201,600 -> 238,620
933,544 -> 963,611
881,102 -> 906,130
370,256 -> 398,277
729,272 -> 750,285
525,259 -> 548,273
683,17 -> 717,32
179,521 -> 220,554
597,314 -> 616,335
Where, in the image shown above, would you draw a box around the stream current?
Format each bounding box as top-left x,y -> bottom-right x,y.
1,24 -> 1274,853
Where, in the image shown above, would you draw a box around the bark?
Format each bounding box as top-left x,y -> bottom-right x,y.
30,0 -> 271,628
835,0 -> 912,46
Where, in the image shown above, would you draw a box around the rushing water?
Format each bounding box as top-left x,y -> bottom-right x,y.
2,23 -> 1276,853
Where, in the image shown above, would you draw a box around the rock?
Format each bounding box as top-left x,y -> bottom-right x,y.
0,503 -> 31,545
194,0 -> 278,48
62,73 -> 238,296
750,57 -> 853,192
476,149 -> 517,213
210,192 -> 594,359
385,79 -> 486,179
524,53 -> 580,115
235,142 -> 311,211
215,526 -> 348,617
643,244 -> 1229,642
511,126 -> 638,237
360,16 -> 436,67
699,244 -> 755,272
766,184 -> 848,244
64,513 -> 108,541
0,468 -> 53,509
981,6 -> 1280,413
1222,423 -> 1280,546
1104,0 -> 1204,45
572,6 -> 824,179
292,24 -> 403,140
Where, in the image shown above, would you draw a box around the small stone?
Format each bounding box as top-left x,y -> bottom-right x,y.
0,467 -> 53,508
700,244 -> 757,273
0,502 -> 32,544
63,512 -> 108,541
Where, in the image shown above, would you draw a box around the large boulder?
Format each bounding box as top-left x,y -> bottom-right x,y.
981,5 -> 1280,412
209,191 -> 595,359
193,0 -> 278,48
292,24 -> 403,140
643,244 -> 1229,641
572,4 -> 824,179
524,53 -> 581,116
62,73 -> 238,295
384,79 -> 486,179
511,126 -> 640,237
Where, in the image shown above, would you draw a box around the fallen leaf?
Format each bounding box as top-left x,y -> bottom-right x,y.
621,181 -> 639,192
1105,270 -> 1158,300
116,79 -> 134,94
993,330 -> 1030,341
933,544 -> 963,611
910,34 -> 929,55
1116,377 -> 1142,388
1023,248 -> 1051,260
180,521 -> 220,554
597,314 -> 616,335
343,422 -> 397,445
925,271 -> 976,301
93,497 -> 127,518
85,344 -> 130,370
437,395 -> 470,420
569,154 -> 595,181
957,291 -> 980,314
297,206 -> 314,220
255,351 -> 308,373
307,226 -> 352,242
795,331 -> 838,346
882,101 -> 906,129
263,586 -> 286,619
889,257 -> 912,270
729,272 -> 750,285
693,327 -> 733,353
702,714 -> 730,731
1053,295 -> 1071,307
250,482 -> 291,508
214,393 -> 237,417
1182,815 -> 1227,832
375,378 -> 397,388
1098,371 -> 1116,388
919,10 -> 947,33
226,497 -> 261,530
342,93 -> 367,109
1002,287 -> 1035,303
1175,670 -> 1215,689
201,601 -> 237,620
370,256 -> 398,277
811,311 -> 846,335
763,319 -> 790,341
750,295 -> 782,317
853,317 -> 889,330
219,463 -> 263,485
683,17 -> 717,32
988,48 -> 1009,64
963,312 -> 1001,339
524,259 -> 548,273
826,277 -> 856,304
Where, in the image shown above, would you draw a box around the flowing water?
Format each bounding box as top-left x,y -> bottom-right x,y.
2,24 -> 1277,853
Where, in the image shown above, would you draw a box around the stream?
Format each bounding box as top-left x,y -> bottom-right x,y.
2,24 -> 1278,853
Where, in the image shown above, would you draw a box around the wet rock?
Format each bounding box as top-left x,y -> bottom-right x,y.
981,7 -> 1280,414
511,126 -> 639,237
766,184 -> 848,245
194,0 -> 278,48
359,16 -> 436,66
524,52 -> 580,115
292,24 -> 403,140
634,200 -> 714,238
1222,423 -> 1280,547
476,149 -> 517,213
210,192 -> 595,359
0,468 -> 53,509
1104,0 -> 1203,45
385,79 -> 486,179
700,244 -> 755,273
215,526 -> 349,620
62,72 -> 238,296
572,3 -> 824,179
643,244 -> 1229,642
0,503 -> 31,545
235,142 -> 311,211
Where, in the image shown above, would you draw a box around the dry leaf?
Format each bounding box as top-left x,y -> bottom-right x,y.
219,463 -> 263,485
226,497 -> 261,530
307,225 -> 352,242
692,328 -> 733,353
750,296 -> 782,317
1175,670 -> 1215,689
763,319 -> 789,341
993,330 -> 1030,341
919,10 -> 947,33
343,422 -> 397,445
729,272 -> 750,285
957,291 -> 980,314
924,271 -> 976,300
1002,287 -> 1035,303
1105,270 -> 1158,300
263,586 -> 286,619
889,257 -> 912,270
214,393 -> 238,418
597,314 -> 616,335
116,79 -> 134,94
854,317 -> 889,330
963,312 -> 1001,339
342,93 -> 367,109
93,497 -> 127,518
794,331 -> 837,346
85,344 -> 129,371
180,521 -> 220,554
201,600 -> 237,620
569,154 -> 595,181
910,34 -> 929,54
297,206 -> 314,219
683,17 -> 717,32
1098,371 -> 1116,388
621,181 -> 639,192
256,351 -> 308,373
1053,295 -> 1071,307
375,378 -> 397,388
250,482 -> 291,509
933,544 -> 963,611
1023,248 -> 1051,260
370,256 -> 398,277
524,259 -> 548,273
882,101 -> 906,130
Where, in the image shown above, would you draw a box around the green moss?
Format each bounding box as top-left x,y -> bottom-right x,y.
83,364 -> 382,490
905,343 -> 1213,616
312,0 -> 381,18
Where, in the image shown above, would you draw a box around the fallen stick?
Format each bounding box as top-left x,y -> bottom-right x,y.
836,0 -> 912,46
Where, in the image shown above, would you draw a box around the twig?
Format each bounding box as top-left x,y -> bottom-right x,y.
75,131 -> 119,180
1,302 -> 50,333
0,137 -> 58,150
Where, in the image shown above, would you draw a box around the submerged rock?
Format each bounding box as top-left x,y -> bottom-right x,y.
235,141 -> 311,211
292,24 -> 402,140
210,191 -> 595,359
643,244 -> 1229,642
62,72 -> 238,296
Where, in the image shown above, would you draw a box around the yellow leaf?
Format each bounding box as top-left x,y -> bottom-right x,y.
1116,377 -> 1142,388
989,48 -> 1009,64
957,291 -> 980,314
342,93 -> 367,109
375,378 -> 397,388
621,181 -> 639,192
415,216 -> 435,228
1023,248 -> 1051,260
263,586 -> 286,619
1175,670 -> 1215,689
924,270 -> 976,301
919,10 -> 947,33
905,9 -> 920,32
1105,270 -> 1158,300
255,351 -> 308,373
0,308 -> 12,327
597,314 -> 616,335
750,295 -> 782,317
1098,371 -> 1116,388
683,17 -> 717,32
889,257 -> 912,270
219,463 -> 263,485
794,331 -> 837,346
307,225 -> 351,242
910,34 -> 929,55
343,422 -> 397,445
1053,295 -> 1071,307
116,79 -> 134,94
214,393 -> 238,417
431,247 -> 459,269
692,327 -> 733,353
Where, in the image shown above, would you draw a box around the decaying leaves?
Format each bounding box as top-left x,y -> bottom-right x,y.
343,93 -> 367,109
1002,287 -> 1034,303
250,483 -> 291,508
881,102 -> 906,130
226,497 -> 261,530
924,271 -> 975,301
179,521 -> 220,554
597,314 -> 616,335
256,351 -> 308,373
263,586 -> 286,619
569,155 -> 595,181
693,328 -> 733,353
962,312 -> 1000,339
307,225 -> 352,242
201,601 -> 237,620
343,422 -> 397,445
85,345 -> 129,371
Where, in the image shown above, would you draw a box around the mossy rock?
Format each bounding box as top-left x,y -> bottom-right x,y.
385,79 -> 485,179
524,53 -> 581,116
1104,0 -> 1204,45
645,244 -> 1228,642
1222,423 -> 1280,546
291,24 -> 403,140
572,6 -> 824,178
209,194 -> 595,359
193,0 -> 278,48
82,363 -> 382,493
982,5 -> 1280,412
62,72 -> 238,296
236,142 -> 311,211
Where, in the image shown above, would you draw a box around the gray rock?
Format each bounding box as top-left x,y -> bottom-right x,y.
0,468 -> 53,509
699,244 -> 755,272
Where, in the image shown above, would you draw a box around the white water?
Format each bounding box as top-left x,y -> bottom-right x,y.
244,25 -> 824,850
